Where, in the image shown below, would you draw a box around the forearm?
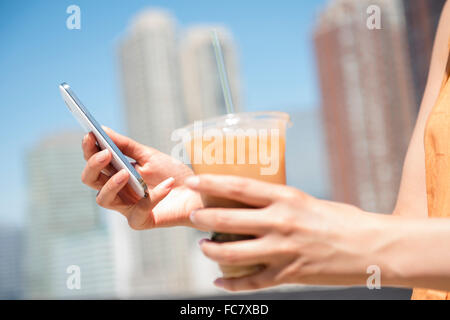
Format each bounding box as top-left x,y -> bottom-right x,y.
371,214 -> 450,291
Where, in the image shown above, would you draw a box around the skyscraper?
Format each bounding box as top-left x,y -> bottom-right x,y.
402,0 -> 447,110
116,9 -> 205,297
180,26 -> 242,122
314,0 -> 416,213
118,9 -> 186,154
24,132 -> 116,298
0,226 -> 23,299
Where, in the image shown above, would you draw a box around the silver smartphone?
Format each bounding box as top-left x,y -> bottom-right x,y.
59,82 -> 148,198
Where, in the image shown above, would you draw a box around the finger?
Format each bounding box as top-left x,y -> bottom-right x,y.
96,169 -> 130,209
200,238 -> 272,266
82,132 -> 99,161
149,177 -> 175,207
214,267 -> 281,292
129,177 -> 175,229
81,149 -> 112,190
102,126 -> 153,162
82,132 -> 116,176
190,208 -> 271,235
184,174 -> 288,207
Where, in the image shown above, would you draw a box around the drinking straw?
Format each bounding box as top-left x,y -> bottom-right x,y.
211,29 -> 235,114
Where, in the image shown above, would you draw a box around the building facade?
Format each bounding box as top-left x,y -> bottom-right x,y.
0,226 -> 23,299
314,0 -> 416,213
117,10 -> 227,298
24,132 -> 116,298
118,9 -> 186,154
180,26 -> 241,123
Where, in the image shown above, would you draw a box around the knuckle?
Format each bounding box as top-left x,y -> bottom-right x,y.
127,212 -> 152,231
81,136 -> 88,150
81,171 -> 88,184
278,240 -> 298,257
227,179 -> 248,197
214,212 -> 231,229
87,158 -> 98,171
105,181 -> 115,192
226,283 -> 239,292
221,248 -> 238,264
246,277 -> 261,290
128,220 -> 143,231
279,187 -> 302,202
272,213 -> 297,235
95,195 -> 104,207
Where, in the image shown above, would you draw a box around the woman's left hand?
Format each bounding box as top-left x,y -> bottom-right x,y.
185,174 -> 386,292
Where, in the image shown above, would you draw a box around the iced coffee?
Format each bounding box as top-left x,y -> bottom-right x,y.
180,112 -> 290,278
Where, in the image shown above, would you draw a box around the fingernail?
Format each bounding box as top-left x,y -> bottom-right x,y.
198,238 -> 208,246
184,176 -> 200,188
214,278 -> 224,287
114,170 -> 128,184
97,149 -> 109,163
160,177 -> 175,189
190,210 -> 198,223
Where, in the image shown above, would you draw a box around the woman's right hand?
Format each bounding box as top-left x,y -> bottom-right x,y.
81,127 -> 203,230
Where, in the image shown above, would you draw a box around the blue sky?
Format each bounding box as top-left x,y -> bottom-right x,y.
0,0 -> 327,226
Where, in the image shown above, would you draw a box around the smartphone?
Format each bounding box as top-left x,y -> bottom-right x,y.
59,82 -> 148,198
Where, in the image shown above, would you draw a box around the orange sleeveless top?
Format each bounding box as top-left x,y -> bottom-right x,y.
411,40 -> 450,300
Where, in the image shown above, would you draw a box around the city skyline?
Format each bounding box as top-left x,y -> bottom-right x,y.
0,0 -> 436,300
0,0 -> 326,227
3,3 -> 332,298
117,9 -> 241,296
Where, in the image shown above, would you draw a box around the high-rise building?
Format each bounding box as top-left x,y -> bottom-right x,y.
180,26 -> 242,122
314,0 -> 416,213
0,226 -> 23,299
402,0 -> 447,110
118,9 -> 186,154
24,132 -> 116,298
117,9 -> 206,298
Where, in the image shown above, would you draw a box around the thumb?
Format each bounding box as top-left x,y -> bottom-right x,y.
149,177 -> 175,208
128,177 -> 175,230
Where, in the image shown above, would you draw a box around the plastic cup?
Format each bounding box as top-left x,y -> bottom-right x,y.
178,111 -> 290,278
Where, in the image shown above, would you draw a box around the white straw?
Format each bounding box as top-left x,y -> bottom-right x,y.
211,29 -> 235,114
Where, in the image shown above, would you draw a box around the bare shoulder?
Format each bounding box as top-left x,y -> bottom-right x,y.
443,0 -> 450,25
417,0 -> 450,117
393,1 -> 450,217
435,0 -> 450,58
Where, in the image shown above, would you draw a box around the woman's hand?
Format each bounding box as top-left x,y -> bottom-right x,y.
185,174 -> 387,292
81,127 -> 203,229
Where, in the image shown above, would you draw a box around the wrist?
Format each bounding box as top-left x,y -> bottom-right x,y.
363,213 -> 417,288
